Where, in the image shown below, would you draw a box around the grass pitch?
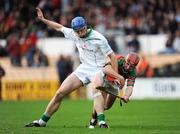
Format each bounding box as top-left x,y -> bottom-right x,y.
0,100 -> 180,134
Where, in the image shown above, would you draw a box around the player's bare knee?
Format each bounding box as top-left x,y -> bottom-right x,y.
93,92 -> 102,98
92,81 -> 103,90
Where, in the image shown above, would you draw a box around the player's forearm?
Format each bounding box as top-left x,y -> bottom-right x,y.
103,66 -> 123,80
41,18 -> 63,31
109,53 -> 118,73
124,86 -> 133,98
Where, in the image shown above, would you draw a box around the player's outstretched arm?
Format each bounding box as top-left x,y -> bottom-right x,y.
36,7 -> 63,31
122,86 -> 133,103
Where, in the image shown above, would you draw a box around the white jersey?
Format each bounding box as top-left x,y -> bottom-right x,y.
61,27 -> 113,67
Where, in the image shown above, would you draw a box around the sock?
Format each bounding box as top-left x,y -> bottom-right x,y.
90,118 -> 96,123
97,113 -> 106,125
39,119 -> 46,126
39,113 -> 51,125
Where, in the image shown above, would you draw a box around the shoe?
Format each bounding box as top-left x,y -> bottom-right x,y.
88,119 -> 97,129
99,123 -> 109,128
25,120 -> 46,127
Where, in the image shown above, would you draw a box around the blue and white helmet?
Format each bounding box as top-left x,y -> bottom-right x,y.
71,16 -> 86,31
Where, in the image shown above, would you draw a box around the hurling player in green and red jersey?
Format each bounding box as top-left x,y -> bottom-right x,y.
89,52 -> 140,128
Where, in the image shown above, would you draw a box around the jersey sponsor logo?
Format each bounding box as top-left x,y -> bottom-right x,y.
79,44 -> 95,52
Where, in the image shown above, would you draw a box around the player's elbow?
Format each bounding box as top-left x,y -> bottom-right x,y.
55,27 -> 61,32
108,52 -> 116,59
102,67 -> 107,74
103,68 -> 110,76
55,25 -> 63,32
103,66 -> 113,75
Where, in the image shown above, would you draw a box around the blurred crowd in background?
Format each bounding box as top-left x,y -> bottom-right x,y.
0,0 -> 179,37
0,0 -> 180,78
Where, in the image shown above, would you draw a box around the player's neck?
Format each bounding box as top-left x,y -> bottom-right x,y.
81,26 -> 92,38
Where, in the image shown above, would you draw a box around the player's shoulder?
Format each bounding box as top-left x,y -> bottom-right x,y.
61,27 -> 77,37
116,55 -> 125,60
129,68 -> 138,77
117,55 -> 125,66
91,30 -> 106,40
62,26 -> 73,32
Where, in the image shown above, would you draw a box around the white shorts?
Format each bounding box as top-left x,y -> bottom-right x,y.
73,64 -> 103,85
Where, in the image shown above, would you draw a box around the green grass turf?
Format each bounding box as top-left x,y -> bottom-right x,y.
0,100 -> 180,134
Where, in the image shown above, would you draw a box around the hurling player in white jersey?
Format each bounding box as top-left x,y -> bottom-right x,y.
25,8 -> 120,128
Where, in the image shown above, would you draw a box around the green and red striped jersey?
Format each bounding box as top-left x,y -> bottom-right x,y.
106,55 -> 137,87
